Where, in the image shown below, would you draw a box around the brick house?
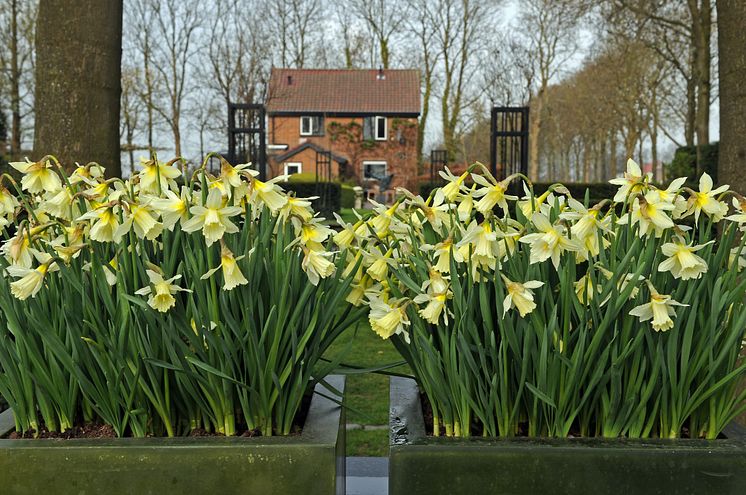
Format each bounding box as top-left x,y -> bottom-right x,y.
265,68 -> 421,200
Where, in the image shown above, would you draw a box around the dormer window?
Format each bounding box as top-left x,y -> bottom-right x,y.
363,116 -> 387,141
300,115 -> 324,136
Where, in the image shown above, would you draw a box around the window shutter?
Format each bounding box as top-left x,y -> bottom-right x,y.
313,116 -> 324,135
363,117 -> 374,140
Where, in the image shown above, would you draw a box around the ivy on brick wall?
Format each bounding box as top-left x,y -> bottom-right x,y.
326,119 -> 418,187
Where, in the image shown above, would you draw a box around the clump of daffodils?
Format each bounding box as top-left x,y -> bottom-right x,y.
0,153 -> 363,439
342,161 -> 738,337
0,154 -> 336,304
336,159 -> 746,440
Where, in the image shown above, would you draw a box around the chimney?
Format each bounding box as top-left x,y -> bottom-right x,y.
287,74 -> 293,85
377,66 -> 385,80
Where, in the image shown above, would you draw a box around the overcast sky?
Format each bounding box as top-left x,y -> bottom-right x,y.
125,0 -> 719,172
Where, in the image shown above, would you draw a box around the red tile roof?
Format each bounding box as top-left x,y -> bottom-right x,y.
266,68 -> 421,115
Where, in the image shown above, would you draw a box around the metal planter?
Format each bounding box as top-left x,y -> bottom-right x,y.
389,376 -> 746,495
0,376 -> 346,495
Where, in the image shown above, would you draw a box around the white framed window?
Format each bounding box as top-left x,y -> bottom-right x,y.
374,116 -> 387,140
300,115 -> 323,136
363,116 -> 387,141
284,162 -> 302,175
363,161 -> 387,180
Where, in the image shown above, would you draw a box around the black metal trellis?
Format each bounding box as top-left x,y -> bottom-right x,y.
227,102 -> 267,181
490,107 -> 529,186
315,150 -> 333,215
430,149 -> 448,182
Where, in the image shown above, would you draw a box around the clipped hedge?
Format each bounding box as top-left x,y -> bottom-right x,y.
287,172 -> 320,183
666,142 -> 718,185
279,180 -> 342,213
418,180 -> 446,198
418,180 -> 617,206
341,184 -> 356,209
533,182 -> 618,204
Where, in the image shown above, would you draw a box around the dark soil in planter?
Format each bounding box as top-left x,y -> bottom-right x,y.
3,389 -> 314,439
7,423 -> 116,439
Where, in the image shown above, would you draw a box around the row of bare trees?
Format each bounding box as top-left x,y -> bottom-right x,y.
459,0 -> 718,183
0,0 -> 724,184
0,0 -> 36,160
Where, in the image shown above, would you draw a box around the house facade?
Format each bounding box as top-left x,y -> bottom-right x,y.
265,68 -> 421,199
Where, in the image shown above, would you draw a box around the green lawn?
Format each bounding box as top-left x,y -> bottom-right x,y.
338,208 -> 371,224
324,320 -> 410,456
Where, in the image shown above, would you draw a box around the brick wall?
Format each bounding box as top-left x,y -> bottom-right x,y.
268,114 -> 419,192
268,146 -> 342,179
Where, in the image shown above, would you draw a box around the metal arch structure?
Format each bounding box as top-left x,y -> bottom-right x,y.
430,149 -> 448,182
315,149 -> 333,215
489,107 -> 529,185
227,102 -> 267,181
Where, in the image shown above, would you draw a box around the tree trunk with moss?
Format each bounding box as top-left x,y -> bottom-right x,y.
717,0 -> 746,426
33,0 -> 122,176
718,0 -> 746,194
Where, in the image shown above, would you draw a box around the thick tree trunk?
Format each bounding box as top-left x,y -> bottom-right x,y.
609,130 -> 618,177
718,0 -> 746,194
718,0 -> 746,426
685,46 -> 697,147
9,0 -> 21,158
34,0 -> 123,176
418,73 -> 431,170
692,0 -> 712,171
380,38 -> 390,69
528,91 -> 544,181
651,124 -> 658,182
143,37 -> 155,151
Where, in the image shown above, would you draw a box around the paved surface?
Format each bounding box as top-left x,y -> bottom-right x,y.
347,457 -> 388,495
346,423 -> 389,431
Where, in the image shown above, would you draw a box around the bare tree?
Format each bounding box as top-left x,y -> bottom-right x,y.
480,36 -> 533,109
206,0 -> 272,106
335,4 -> 369,69
609,0 -> 714,167
518,0 -> 582,180
349,0 -> 410,69
124,0 -> 160,151
264,0 -> 324,68
429,0 -> 496,161
189,94 -> 222,166
147,0 -> 202,157
120,68 -> 144,175
0,0 -> 37,158
406,0 -> 440,165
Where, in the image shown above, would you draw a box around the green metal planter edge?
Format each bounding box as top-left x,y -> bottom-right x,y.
389,376 -> 746,495
0,375 -> 346,495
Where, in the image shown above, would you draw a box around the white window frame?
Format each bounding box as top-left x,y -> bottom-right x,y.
300,115 -> 323,136
374,116 -> 387,141
300,116 -> 312,136
363,161 -> 387,180
284,162 -> 302,175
